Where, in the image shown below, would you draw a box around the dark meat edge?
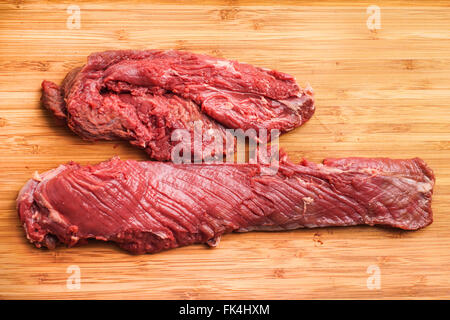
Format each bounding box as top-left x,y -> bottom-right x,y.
17,155 -> 435,255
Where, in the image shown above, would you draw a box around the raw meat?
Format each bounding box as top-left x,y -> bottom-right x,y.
17,155 -> 434,254
41,50 -> 315,160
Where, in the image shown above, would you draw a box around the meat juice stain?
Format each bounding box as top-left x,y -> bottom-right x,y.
313,233 -> 324,247
273,268 -> 286,279
210,49 -> 223,58
219,8 -> 239,21
31,145 -> 40,154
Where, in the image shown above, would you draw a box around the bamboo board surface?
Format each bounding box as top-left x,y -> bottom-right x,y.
0,0 -> 449,299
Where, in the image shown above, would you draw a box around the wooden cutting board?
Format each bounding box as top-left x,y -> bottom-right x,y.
1,0 -> 449,299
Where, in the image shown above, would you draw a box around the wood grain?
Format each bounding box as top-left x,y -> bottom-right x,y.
1,0 -> 449,299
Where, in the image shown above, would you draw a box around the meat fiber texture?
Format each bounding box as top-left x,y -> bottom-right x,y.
17,155 -> 434,255
41,50 -> 315,161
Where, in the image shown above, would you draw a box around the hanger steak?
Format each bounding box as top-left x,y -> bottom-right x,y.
41,50 -> 315,160
17,155 -> 434,254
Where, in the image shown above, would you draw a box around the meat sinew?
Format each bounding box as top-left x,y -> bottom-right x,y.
17,155 -> 434,254
41,50 -> 315,160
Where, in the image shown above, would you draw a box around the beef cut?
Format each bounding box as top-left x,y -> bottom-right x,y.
41,50 -> 315,160
17,155 -> 434,254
